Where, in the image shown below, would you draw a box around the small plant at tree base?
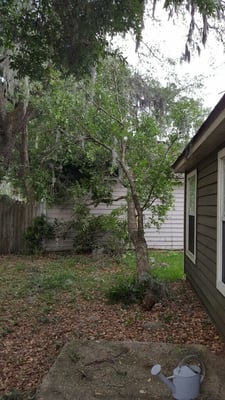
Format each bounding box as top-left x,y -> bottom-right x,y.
105,271 -> 168,308
2,389 -> 36,400
23,215 -> 53,254
2,390 -> 23,400
162,313 -> 173,324
0,326 -> 13,337
105,275 -> 147,305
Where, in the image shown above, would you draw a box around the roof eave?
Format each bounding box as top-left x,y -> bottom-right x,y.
173,94 -> 225,173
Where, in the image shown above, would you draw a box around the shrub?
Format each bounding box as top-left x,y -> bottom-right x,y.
23,215 -> 53,254
2,390 -> 23,400
73,214 -> 129,256
105,275 -> 146,305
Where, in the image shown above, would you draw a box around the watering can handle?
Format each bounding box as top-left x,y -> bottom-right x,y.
177,354 -> 205,383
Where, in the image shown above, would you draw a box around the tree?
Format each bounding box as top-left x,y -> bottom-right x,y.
1,1 -> 224,79
70,57 -> 206,285
0,0 -> 146,80
0,0 -> 223,172
10,57 -> 206,291
0,0 -> 146,171
7,73 -> 117,203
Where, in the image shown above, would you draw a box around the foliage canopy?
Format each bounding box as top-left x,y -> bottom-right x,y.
6,57 -> 207,205
0,0 -> 146,79
0,0 -> 225,80
0,0 -> 223,173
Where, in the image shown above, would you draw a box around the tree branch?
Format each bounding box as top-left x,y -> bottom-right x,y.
142,135 -> 178,211
0,84 -> 7,143
86,195 -> 126,207
112,65 -> 124,123
82,87 -> 124,127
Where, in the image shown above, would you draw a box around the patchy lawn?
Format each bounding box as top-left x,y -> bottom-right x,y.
0,252 -> 224,399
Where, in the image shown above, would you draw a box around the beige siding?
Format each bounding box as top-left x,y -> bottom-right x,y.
90,183 -> 184,249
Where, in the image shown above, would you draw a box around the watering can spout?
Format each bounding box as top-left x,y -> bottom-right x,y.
151,364 -> 175,394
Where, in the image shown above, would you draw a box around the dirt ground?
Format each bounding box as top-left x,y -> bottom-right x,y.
36,339 -> 225,400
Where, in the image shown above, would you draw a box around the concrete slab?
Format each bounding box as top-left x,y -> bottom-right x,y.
36,339 -> 225,400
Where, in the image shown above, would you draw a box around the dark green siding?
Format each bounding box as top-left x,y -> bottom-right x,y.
185,149 -> 225,339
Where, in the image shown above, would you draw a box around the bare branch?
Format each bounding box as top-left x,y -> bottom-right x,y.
86,195 -> 127,207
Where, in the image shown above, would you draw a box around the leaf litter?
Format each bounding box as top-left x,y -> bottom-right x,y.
0,255 -> 224,398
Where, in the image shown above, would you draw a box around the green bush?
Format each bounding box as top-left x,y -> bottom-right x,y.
105,275 -> 146,305
2,390 -> 23,400
23,215 -> 53,254
73,214 -> 129,256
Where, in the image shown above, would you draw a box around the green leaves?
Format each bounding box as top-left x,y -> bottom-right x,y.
0,0 -> 146,80
1,0 -> 224,80
164,0 -> 221,16
6,55 -> 206,215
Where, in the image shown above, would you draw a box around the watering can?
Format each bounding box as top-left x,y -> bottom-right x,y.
151,354 -> 205,400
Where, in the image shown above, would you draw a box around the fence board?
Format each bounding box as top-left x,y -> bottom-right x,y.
0,198 -> 42,254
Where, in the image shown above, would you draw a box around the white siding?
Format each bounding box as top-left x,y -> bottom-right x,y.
144,186 -> 184,249
44,182 -> 184,251
90,183 -> 184,250
43,202 -> 75,251
89,181 -> 126,216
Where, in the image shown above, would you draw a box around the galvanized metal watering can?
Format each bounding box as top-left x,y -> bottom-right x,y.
151,354 -> 205,400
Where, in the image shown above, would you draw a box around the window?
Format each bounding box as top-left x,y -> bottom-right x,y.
217,148 -> 225,296
186,170 -> 197,263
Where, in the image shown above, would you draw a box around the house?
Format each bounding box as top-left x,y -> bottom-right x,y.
173,93 -> 225,339
44,180 -> 184,252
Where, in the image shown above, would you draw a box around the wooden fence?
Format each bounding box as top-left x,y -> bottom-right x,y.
0,197 -> 44,254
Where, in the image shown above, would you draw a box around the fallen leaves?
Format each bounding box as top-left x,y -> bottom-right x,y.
0,269 -> 225,398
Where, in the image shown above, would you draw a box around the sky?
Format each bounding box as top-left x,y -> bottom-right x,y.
113,2 -> 225,111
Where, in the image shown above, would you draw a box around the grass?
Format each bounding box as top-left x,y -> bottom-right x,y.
0,255 -> 119,309
0,251 -> 184,399
0,251 -> 185,337
150,250 -> 184,281
0,251 -> 184,321
122,250 -> 184,281
104,250 -> 184,304
0,251 -> 184,307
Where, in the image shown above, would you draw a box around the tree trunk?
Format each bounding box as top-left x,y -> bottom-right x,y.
127,199 -> 167,308
19,125 -> 34,199
0,88 -> 33,170
127,199 -> 150,284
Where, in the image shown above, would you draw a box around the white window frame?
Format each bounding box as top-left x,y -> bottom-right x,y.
217,148 -> 225,296
186,169 -> 197,264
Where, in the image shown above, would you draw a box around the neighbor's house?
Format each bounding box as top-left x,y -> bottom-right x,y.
0,179 -> 184,254
173,93 -> 225,338
44,181 -> 184,252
